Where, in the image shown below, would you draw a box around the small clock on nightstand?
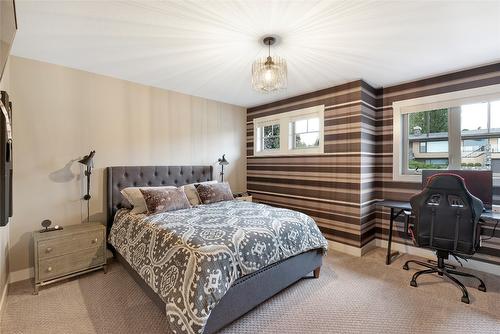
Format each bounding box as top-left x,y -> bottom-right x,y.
234,192 -> 252,202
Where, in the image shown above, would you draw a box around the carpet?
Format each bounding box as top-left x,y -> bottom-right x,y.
2,248 -> 499,334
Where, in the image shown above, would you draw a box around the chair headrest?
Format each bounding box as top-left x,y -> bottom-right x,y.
425,173 -> 466,191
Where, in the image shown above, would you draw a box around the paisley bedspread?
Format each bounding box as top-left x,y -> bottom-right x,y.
108,200 -> 328,334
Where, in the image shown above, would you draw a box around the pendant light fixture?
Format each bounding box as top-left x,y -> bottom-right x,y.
251,36 -> 287,93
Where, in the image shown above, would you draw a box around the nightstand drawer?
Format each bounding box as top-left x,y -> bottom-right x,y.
38,248 -> 105,281
38,230 -> 104,260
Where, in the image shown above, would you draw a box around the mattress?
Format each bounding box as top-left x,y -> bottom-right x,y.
108,200 -> 328,334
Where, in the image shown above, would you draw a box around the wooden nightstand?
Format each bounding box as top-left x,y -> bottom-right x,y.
33,222 -> 107,294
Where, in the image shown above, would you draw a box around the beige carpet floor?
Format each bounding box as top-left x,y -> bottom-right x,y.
2,248 -> 499,334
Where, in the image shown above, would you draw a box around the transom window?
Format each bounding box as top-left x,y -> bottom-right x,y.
393,85 -> 500,182
258,124 -> 280,151
254,105 -> 324,156
290,117 -> 320,149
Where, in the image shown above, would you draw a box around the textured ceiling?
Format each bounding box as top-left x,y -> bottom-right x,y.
11,0 -> 500,107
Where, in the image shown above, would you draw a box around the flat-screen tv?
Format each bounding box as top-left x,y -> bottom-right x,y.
0,0 -> 17,80
0,0 -> 15,226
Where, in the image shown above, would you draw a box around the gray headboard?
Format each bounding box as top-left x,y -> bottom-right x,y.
106,165 -> 213,235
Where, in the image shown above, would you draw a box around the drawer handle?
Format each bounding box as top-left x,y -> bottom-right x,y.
91,238 -> 98,244
47,267 -> 52,272
45,247 -> 53,253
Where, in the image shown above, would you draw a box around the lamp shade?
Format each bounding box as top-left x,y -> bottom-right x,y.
218,154 -> 229,165
78,150 -> 95,167
252,56 -> 287,93
251,36 -> 287,93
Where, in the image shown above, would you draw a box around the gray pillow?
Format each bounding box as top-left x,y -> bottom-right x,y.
181,180 -> 218,206
139,188 -> 191,215
121,186 -> 177,214
196,182 -> 234,204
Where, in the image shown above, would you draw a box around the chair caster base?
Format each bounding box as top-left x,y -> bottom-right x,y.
403,264 -> 409,270
461,296 -> 470,304
478,284 -> 486,292
410,280 -> 417,287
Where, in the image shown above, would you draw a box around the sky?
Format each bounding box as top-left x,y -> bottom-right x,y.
461,101 -> 500,131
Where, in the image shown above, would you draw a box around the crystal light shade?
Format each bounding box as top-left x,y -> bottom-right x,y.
252,55 -> 287,93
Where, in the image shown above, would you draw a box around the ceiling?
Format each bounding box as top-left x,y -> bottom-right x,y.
11,0 -> 500,108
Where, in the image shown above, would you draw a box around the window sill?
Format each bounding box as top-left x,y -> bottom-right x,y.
394,172 -> 500,183
392,173 -> 422,183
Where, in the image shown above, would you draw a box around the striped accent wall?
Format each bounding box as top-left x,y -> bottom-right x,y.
374,63 -> 500,265
247,62 -> 500,265
247,81 -> 371,248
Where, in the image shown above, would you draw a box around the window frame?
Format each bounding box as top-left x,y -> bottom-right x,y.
253,105 -> 325,156
393,84 -> 500,182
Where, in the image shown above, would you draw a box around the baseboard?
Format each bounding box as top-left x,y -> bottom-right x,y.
327,237 -> 499,276
375,239 -> 500,277
327,239 -> 377,257
9,267 -> 33,283
360,239 -> 378,255
0,274 -> 9,320
326,240 -> 357,257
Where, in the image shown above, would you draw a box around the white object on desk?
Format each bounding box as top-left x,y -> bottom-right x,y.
492,205 -> 500,213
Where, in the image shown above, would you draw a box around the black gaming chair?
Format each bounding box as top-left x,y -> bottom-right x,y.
404,173 -> 486,304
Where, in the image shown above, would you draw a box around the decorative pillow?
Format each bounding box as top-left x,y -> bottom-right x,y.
121,186 -> 176,214
139,188 -> 191,215
181,180 -> 218,206
196,182 -> 234,204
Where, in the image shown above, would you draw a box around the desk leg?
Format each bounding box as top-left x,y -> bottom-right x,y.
386,208 -> 395,265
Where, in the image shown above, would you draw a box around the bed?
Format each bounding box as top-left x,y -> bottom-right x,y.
106,166 -> 328,334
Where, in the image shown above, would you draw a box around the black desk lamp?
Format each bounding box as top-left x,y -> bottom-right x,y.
78,150 -> 95,223
218,154 -> 229,182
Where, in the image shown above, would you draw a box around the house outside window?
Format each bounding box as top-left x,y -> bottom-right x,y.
392,85 -> 500,182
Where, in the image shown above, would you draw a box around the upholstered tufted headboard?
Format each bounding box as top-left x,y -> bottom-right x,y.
106,166 -> 213,235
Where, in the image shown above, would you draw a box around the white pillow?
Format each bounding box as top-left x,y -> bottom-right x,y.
181,180 -> 217,206
121,186 -> 177,214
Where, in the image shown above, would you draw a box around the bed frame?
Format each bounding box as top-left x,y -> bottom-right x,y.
106,166 -> 323,334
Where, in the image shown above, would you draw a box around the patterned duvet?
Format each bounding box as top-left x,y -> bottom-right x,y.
108,200 -> 328,334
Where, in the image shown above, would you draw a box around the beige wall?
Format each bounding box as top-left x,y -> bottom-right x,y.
9,56 -> 247,276
0,58 -> 10,306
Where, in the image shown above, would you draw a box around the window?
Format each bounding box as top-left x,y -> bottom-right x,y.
490,101 -> 500,130
427,141 -> 449,153
406,109 -> 449,171
290,117 -> 320,149
254,105 -> 324,156
418,141 -> 449,153
393,85 -> 500,182
260,124 -> 280,151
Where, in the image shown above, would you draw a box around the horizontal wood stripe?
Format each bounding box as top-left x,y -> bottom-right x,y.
250,190 -> 360,208
254,193 -> 361,216
379,63 -> 500,96
247,80 -> 363,113
247,91 -> 361,122
248,183 -> 360,203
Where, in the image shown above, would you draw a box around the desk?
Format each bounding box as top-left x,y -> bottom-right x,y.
376,200 -> 500,265
376,200 -> 412,265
